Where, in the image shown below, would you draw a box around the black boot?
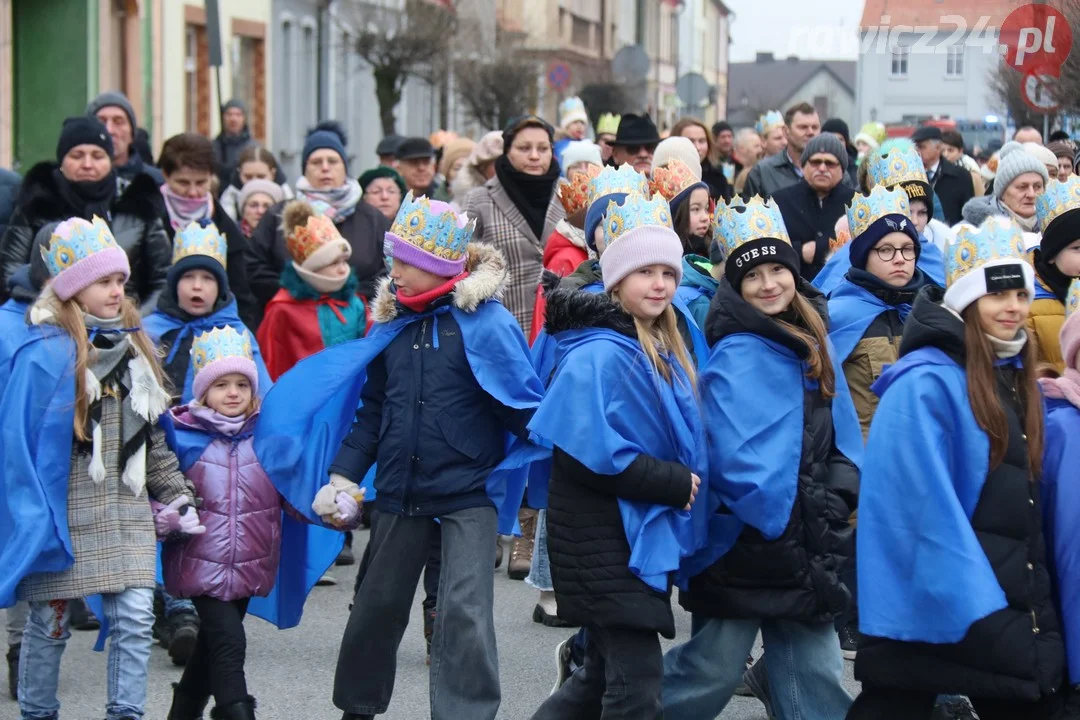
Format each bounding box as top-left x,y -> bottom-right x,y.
167,683 -> 210,720
211,696 -> 256,720
341,714 -> 375,720
166,612 -> 200,667
6,643 -> 18,700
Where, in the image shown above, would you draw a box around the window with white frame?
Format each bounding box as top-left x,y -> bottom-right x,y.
890,46 -> 909,77
946,46 -> 964,77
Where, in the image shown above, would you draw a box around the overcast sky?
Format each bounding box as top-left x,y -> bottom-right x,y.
726,0 -> 865,62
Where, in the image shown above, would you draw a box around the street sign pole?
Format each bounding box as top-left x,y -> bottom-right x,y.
206,0 -> 224,130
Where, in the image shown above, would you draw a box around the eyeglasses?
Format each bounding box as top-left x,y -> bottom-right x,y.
806,157 -> 840,169
874,244 -> 917,261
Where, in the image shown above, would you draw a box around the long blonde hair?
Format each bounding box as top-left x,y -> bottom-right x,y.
611,290 -> 697,387
39,292 -> 166,441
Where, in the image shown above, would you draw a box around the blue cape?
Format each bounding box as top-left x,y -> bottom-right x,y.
688,332 -> 864,575
0,299 -> 31,389
1042,397 -> 1080,683
143,298 -> 272,402
254,300 -> 546,536
813,237 -> 945,296
827,278 -> 912,365
857,347 -> 1007,642
160,413 -> 338,630
527,327 -> 709,591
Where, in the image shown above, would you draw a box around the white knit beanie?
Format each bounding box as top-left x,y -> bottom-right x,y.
994,142 -> 1050,200
651,137 -> 703,179
562,140 -> 603,171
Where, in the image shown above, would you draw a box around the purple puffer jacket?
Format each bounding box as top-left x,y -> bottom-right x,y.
162,408 -> 282,601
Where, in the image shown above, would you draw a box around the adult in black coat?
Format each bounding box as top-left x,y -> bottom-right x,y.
772,133 -> 855,281
0,118 -> 171,310
912,126 -> 975,226
213,99 -> 255,192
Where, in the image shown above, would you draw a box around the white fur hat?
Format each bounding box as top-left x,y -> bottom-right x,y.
562,140 -> 603,171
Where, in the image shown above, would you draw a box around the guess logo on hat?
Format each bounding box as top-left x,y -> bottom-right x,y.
985,264 -> 1027,292
734,244 -> 778,268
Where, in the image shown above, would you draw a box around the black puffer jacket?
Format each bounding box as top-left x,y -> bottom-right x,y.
679,278 -> 859,623
0,162 -> 170,312
855,287 -> 1065,702
543,287 -> 694,639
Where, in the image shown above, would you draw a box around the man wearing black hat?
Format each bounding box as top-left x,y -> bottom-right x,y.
912,125 -> 974,226
610,114 -> 661,174
821,118 -> 858,187
395,137 -> 441,197
745,102 -> 821,200
377,135 -> 404,168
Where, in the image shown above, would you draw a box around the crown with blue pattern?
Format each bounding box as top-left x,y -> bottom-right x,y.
868,143 -> 929,193
946,217 -> 1027,287
172,220 -> 228,269
389,192 -> 474,263
191,326 -> 254,375
41,215 -> 120,278
846,186 -> 911,240
602,193 -> 673,248
560,97 -> 589,129
587,164 -> 650,207
755,110 -> 785,136
714,195 -> 792,256
1036,176 -> 1080,230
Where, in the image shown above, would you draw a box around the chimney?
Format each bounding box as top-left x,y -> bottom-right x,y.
755,52 -> 775,63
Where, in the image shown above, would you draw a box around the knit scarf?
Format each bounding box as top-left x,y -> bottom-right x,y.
998,198 -> 1040,233
161,185 -> 214,231
82,313 -> 171,497
280,262 -> 367,348
494,155 -> 559,241
295,177 -> 363,221
188,403 -> 254,437
53,168 -> 117,221
396,271 -> 468,313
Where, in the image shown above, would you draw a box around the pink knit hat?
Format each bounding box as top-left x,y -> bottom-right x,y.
40,216 -> 130,301
191,326 -> 259,402
598,195 -> 683,292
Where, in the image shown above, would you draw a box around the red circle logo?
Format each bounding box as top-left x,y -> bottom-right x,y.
1000,4 -> 1073,77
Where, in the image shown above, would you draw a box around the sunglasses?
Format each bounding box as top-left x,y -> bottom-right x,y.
621,144 -> 658,155
806,157 -> 841,169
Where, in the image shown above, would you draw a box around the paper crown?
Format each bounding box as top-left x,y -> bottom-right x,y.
286,211 -> 344,267
587,164 -> 651,207
172,221 -> 228,269
1036,175 -> 1080,230
946,217 -> 1027,287
846,186 -> 911,240
596,113 -> 621,136
650,158 -> 700,202
560,97 -> 588,126
558,164 -> 603,216
755,110 -> 785,136
1068,278 -> 1080,319
715,195 -> 792,256
389,192 -> 474,262
868,143 -> 928,191
602,193 -> 673,248
41,215 -> 121,278
191,325 -> 254,376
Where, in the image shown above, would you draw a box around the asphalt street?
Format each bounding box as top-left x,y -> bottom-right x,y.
34,532 -> 860,719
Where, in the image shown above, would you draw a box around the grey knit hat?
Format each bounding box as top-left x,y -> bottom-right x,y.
994,141 -> 1050,199
86,91 -> 137,129
801,133 -> 848,169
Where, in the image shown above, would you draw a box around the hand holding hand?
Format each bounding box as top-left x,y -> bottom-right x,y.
684,473 -> 702,511
333,492 -> 360,526
157,496 -> 206,536
313,474 -> 364,527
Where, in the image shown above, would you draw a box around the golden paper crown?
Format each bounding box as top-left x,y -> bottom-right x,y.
587,164 -> 651,208
715,195 -> 792,257
946,217 -> 1027,287
596,113 -> 621,136
287,213 -> 346,266
846,186 -> 911,240
602,193 -> 673,249
649,158 -> 700,203
1036,175 -> 1080,231
171,221 -> 228,269
558,164 -> 603,216
191,326 -> 254,375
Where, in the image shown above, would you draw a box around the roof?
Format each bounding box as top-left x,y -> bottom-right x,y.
725,56 -> 856,128
858,0 -> 1027,30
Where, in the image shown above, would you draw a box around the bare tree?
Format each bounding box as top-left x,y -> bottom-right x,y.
988,58 -> 1061,130
339,0 -> 458,135
454,38 -> 538,130
1049,0 -> 1080,115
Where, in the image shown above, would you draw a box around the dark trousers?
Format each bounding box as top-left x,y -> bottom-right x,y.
531,625 -> 663,720
176,596 -> 250,707
847,686 -> 1066,720
354,512 -> 441,617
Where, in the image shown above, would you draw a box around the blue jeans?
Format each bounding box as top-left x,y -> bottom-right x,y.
155,583 -> 195,618
663,616 -> 852,720
19,587 -> 155,720
525,509 -> 553,591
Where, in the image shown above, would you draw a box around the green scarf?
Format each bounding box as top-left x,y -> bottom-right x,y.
280,263 -> 367,348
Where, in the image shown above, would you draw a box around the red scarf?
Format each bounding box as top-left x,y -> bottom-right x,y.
396,271 -> 469,313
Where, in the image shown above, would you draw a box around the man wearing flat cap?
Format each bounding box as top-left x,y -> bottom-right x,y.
912,125 -> 975,226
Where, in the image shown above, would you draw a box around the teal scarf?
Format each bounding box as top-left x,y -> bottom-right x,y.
280,263 -> 367,348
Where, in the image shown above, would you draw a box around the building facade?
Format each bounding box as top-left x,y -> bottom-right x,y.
727,53 -> 855,129
676,0 -> 730,126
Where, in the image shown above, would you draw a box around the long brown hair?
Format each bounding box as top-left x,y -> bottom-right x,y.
671,118 -> 714,165
961,304 -> 1044,477
773,292 -> 835,397
39,291 -> 166,441
610,290 -> 697,388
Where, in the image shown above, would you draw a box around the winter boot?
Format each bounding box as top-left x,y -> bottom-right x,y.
6,643 -> 18,700
167,683 -> 210,720
210,696 -> 256,720
336,532 -> 356,566
508,508 -> 538,580
167,612 -> 200,666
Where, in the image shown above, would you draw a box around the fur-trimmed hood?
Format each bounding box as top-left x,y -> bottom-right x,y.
543,285 -> 635,338
370,242 -> 509,323
16,161 -> 163,225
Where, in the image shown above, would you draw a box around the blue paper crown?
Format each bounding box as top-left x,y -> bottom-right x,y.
946,217 -> 1027,287
172,220 -> 228,269
1036,176 -> 1080,229
714,195 -> 792,256
1068,278 -> 1080,319
191,326 -> 254,375
755,110 -> 784,136
41,215 -> 121,278
560,97 -> 587,121
389,192 -> 474,262
846,186 -> 911,240
587,164 -> 651,207
868,143 -> 929,190
602,193 -> 673,248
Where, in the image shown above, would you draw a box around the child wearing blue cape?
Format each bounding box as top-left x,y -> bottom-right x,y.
663,196 -> 860,720
161,326 -> 358,720
0,217 -> 202,720
530,193 -> 706,719
848,217 -> 1066,719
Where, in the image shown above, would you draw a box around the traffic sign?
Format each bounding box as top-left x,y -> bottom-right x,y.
547,62 -> 572,92
1021,72 -> 1059,113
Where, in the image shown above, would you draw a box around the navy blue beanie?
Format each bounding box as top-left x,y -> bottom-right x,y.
850,214 -> 921,270
302,122 -> 349,172
585,192 -> 628,252
669,181 -> 710,220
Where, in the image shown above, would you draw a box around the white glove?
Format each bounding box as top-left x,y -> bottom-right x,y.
313,473 -> 364,526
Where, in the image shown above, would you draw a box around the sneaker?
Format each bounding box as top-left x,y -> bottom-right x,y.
336,543 -> 356,567
6,643 -> 18,700
166,613 -> 199,667
316,572 -> 338,586
732,655 -> 754,696
508,509 -> 538,580
931,697 -> 979,720
69,598 -> 100,631
743,658 -> 774,720
551,637 -> 573,695
839,623 -> 859,661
